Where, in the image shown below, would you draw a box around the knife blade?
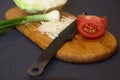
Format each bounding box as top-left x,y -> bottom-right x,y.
27,19 -> 77,77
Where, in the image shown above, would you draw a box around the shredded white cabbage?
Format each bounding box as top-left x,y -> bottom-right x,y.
38,16 -> 76,39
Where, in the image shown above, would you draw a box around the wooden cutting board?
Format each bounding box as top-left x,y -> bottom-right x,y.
5,7 -> 118,63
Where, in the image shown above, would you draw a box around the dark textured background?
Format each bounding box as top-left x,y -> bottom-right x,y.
0,0 -> 120,80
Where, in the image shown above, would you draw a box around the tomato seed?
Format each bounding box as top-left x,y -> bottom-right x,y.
84,23 -> 97,33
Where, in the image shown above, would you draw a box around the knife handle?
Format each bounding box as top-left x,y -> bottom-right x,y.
27,36 -> 67,77
27,54 -> 49,76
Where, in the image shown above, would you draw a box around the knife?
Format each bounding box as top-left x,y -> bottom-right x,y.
27,19 -> 77,77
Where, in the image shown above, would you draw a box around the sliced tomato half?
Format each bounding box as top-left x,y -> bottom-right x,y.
77,15 -> 107,39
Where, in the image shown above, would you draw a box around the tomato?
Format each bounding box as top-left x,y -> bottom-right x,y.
77,15 -> 107,39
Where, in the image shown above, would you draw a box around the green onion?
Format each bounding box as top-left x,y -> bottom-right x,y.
0,10 -> 60,33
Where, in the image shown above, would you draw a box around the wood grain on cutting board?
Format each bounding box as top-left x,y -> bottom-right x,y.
5,7 -> 118,63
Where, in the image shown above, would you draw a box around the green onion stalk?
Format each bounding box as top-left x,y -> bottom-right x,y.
0,10 -> 60,33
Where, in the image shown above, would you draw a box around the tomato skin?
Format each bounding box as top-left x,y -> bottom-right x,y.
77,15 -> 107,39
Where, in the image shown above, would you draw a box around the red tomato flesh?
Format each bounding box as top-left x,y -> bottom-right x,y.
77,15 -> 107,39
